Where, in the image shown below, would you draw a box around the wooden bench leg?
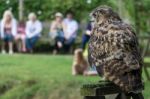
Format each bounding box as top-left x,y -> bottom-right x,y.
116,93 -> 131,99
84,96 -> 105,99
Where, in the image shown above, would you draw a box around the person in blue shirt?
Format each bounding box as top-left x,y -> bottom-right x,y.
81,22 -> 92,50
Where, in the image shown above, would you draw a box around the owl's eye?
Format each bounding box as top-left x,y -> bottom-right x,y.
99,9 -> 105,15
99,10 -> 103,13
92,12 -> 97,17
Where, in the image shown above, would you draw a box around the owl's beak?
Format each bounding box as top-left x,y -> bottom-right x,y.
90,16 -> 95,23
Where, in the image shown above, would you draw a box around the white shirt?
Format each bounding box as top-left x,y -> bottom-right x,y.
26,20 -> 42,38
63,18 -> 78,39
0,19 -> 17,38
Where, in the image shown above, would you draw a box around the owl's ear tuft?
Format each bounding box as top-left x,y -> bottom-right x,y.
90,5 -> 122,21
90,5 -> 110,17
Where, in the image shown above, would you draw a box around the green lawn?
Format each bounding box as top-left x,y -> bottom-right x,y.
0,54 -> 149,99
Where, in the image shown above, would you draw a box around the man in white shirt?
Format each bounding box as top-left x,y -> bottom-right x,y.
25,13 -> 42,52
63,11 -> 78,52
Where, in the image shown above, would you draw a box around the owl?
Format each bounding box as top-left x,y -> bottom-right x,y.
88,5 -> 144,92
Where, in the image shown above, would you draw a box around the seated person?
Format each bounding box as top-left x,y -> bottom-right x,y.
63,11 -> 78,53
25,13 -> 42,53
49,12 -> 64,54
72,49 -> 97,76
0,10 -> 17,54
81,22 -> 92,51
15,20 -> 26,52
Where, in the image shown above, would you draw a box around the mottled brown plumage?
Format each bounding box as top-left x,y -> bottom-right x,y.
88,5 -> 144,92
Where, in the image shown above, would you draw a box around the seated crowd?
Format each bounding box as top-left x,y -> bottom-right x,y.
50,12 -> 78,54
0,10 -> 81,54
0,10 -> 42,54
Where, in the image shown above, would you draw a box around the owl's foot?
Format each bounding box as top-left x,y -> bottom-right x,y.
98,77 -> 110,83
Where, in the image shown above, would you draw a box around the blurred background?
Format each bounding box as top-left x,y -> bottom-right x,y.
0,0 -> 150,99
0,0 -> 150,52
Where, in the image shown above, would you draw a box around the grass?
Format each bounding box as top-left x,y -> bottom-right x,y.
0,54 -> 149,99
0,54 -> 99,99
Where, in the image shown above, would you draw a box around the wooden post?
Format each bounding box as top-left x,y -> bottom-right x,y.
133,0 -> 140,34
19,0 -> 24,21
141,36 -> 150,81
118,0 -> 124,18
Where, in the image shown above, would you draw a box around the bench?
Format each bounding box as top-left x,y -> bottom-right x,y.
35,36 -> 81,53
80,81 -> 144,99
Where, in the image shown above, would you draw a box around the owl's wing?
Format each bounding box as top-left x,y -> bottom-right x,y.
104,27 -> 143,92
105,27 -> 143,75
88,26 -> 143,75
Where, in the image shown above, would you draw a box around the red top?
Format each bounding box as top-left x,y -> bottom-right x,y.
4,27 -> 12,34
17,22 -> 25,34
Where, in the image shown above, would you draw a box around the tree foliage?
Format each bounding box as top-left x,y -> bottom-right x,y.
0,0 -> 149,34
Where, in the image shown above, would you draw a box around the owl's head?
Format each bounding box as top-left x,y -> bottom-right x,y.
90,5 -> 122,24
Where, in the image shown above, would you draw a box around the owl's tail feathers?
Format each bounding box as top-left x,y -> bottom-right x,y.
104,72 -> 144,93
104,72 -> 127,92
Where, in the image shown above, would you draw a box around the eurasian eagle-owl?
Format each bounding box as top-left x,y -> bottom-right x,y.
88,6 -> 144,92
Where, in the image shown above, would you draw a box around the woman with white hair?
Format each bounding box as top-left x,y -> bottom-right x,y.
49,12 -> 64,54
25,12 -> 42,53
0,10 -> 17,54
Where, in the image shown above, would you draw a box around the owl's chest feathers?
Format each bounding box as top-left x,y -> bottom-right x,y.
90,25 -> 126,65
92,27 -> 120,53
